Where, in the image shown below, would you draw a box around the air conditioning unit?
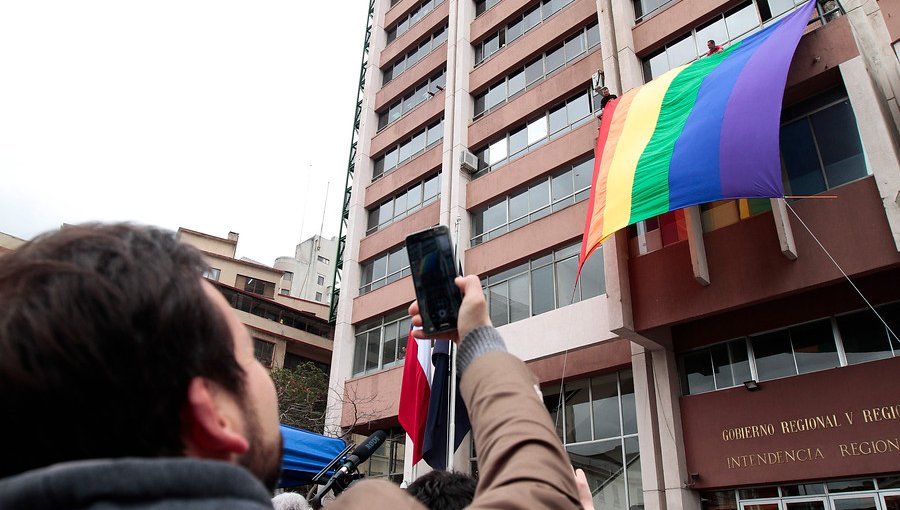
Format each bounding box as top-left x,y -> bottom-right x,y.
591,70 -> 605,92
460,149 -> 479,174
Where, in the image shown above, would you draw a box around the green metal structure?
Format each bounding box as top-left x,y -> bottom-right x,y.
329,0 -> 376,324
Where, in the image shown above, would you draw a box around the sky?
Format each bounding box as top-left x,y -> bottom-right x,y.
0,1 -> 370,264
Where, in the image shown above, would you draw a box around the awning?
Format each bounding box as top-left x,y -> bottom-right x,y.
279,424 -> 347,488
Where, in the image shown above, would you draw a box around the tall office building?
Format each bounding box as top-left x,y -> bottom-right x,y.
327,0 -> 900,508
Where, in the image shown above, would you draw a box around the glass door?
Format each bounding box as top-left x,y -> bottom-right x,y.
743,501 -> 782,510
830,494 -> 879,510
785,499 -> 827,510
880,492 -> 900,510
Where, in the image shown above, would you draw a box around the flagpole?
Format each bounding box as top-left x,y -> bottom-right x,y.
447,340 -> 457,471
448,215 -> 462,472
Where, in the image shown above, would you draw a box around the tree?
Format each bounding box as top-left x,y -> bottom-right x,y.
270,361 -> 330,433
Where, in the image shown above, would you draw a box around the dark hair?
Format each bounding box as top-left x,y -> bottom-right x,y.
708,39 -> 716,44
0,223 -> 245,477
406,470 -> 477,510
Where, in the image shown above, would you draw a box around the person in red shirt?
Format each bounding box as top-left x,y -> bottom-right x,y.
706,39 -> 724,56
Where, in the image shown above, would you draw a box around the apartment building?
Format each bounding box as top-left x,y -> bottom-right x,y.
274,234 -> 337,304
327,0 -> 900,508
177,228 -> 334,371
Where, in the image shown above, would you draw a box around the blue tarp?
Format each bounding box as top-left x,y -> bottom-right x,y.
279,424 -> 347,488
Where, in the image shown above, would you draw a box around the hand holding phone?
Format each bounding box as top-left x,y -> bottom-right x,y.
408,275 -> 491,344
405,226 -> 463,335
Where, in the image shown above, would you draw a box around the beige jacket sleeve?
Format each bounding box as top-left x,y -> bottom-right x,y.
463,351 -> 581,509
336,332 -> 581,509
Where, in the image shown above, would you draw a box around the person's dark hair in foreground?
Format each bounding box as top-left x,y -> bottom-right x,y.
406,471 -> 476,510
0,223 -> 282,508
0,223 -> 581,509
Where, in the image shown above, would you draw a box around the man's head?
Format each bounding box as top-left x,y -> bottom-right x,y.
406,470 -> 476,510
0,223 -> 281,489
600,86 -> 610,97
707,39 -> 717,50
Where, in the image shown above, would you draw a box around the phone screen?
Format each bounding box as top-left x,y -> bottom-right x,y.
406,226 -> 462,334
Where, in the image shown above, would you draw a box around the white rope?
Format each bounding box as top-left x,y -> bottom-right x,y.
554,349 -> 569,434
784,200 -> 900,344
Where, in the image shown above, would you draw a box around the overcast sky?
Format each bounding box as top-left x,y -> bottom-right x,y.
0,1 -> 369,264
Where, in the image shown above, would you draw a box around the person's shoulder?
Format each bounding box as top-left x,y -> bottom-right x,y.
334,479 -> 427,510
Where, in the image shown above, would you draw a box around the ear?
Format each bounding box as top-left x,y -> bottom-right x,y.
181,377 -> 249,460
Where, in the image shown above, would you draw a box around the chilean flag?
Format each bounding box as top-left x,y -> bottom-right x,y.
398,327 -> 471,468
398,326 -> 431,463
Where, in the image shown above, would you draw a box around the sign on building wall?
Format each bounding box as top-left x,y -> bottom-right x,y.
681,357 -> 900,489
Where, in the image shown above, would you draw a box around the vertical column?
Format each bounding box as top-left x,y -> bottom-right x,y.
684,206 -> 710,286
608,0 -> 642,93
596,0 -> 621,94
650,347 -> 700,510
444,0 -> 474,253
770,198 -> 798,260
631,344 -> 666,510
841,0 -> 900,132
325,0 -> 386,438
840,56 -> 900,251
632,339 -> 700,510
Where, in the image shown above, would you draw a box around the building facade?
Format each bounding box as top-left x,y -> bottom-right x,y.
274,234 -> 338,304
177,228 -> 334,371
327,0 -> 900,509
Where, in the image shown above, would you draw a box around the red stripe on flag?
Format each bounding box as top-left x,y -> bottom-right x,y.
398,328 -> 430,463
577,98 -> 620,282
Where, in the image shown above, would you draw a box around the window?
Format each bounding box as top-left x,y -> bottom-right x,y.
367,174 -> 440,236
679,302 -> 900,395
253,338 -> 275,366
315,291 -> 323,302
378,69 -> 446,130
353,312 -> 411,375
482,242 -> 605,327
473,91 -> 596,177
348,428 -> 406,484
386,0 -> 444,44
216,284 -> 334,339
373,118 -> 444,181
236,274 -> 276,298
202,267 -> 221,281
360,245 -> 411,295
317,255 -> 330,264
641,1 -> 763,81
472,157 -> 593,244
316,274 -> 326,286
474,0 -> 577,65
383,24 -> 448,84
633,0 -> 675,21
282,271 -> 293,282
781,87 -> 867,196
681,339 -> 752,394
474,23 -> 600,117
701,476 -> 900,510
475,0 -> 500,16
543,370 -> 642,510
640,0 -> 837,81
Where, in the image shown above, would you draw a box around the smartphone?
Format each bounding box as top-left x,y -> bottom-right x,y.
405,225 -> 463,335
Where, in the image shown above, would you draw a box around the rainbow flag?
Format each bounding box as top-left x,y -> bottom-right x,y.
580,0 -> 815,270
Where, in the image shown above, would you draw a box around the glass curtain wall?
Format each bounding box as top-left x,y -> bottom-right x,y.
543,370 -> 642,510
679,302 -> 900,395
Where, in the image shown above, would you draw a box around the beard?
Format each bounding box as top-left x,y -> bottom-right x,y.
238,399 -> 284,492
